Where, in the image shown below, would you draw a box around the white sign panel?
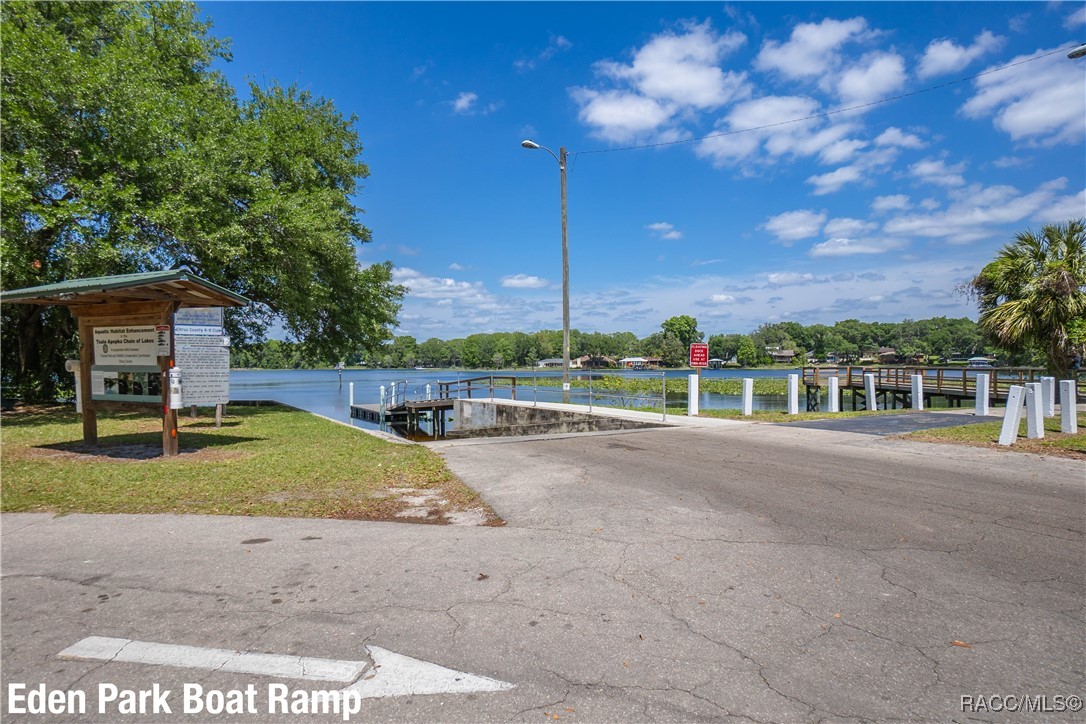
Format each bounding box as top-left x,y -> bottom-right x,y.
175,307 -> 223,327
92,326 -> 158,365
175,335 -> 230,405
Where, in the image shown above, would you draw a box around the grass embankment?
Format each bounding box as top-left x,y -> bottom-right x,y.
904,414 -> 1086,459
1,404 -> 500,523
698,408 -> 913,423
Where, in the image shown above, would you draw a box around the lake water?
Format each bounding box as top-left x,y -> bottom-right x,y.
229,367 -> 796,431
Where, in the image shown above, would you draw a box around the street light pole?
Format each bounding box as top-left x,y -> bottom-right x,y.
522,139 -> 571,403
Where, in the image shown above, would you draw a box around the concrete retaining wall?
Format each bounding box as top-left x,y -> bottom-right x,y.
452,400 -> 668,438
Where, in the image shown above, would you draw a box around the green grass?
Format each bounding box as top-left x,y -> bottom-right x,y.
1,404 -> 497,522
697,408 -> 912,423
903,414 -> 1086,458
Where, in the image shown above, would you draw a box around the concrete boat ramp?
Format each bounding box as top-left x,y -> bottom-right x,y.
352,397 -> 748,439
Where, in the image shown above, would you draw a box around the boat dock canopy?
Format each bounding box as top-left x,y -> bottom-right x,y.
0,270 -> 248,308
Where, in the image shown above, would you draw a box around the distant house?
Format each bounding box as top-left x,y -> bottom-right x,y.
537,358 -> 563,368
618,356 -> 662,370
877,347 -> 899,364
573,354 -> 615,369
769,349 -> 795,364
707,358 -> 724,370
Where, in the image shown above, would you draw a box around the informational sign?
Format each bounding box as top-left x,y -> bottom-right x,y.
175,334 -> 231,405
175,307 -> 224,328
689,343 -> 709,368
92,326 -> 159,366
155,325 -> 171,356
90,365 -> 162,403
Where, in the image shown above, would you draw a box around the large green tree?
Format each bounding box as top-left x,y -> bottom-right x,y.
1,1 -> 403,399
966,220 -> 1086,378
660,315 -> 702,349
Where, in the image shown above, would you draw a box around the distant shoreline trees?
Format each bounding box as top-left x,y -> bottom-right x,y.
231,315 -> 1003,370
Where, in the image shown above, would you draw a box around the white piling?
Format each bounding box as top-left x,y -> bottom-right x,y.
1060,380 -> 1078,434
742,378 -> 753,416
1025,382 -> 1044,439
911,374 -> 924,411
787,374 -> 799,414
65,359 -> 82,413
688,374 -> 699,416
1041,377 -> 1055,417
828,376 -> 840,412
974,373 -> 990,416
998,386 -> 1026,446
426,383 -> 432,401
863,373 -> 878,411
349,382 -> 355,408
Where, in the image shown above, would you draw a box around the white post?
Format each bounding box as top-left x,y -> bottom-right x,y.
787,374 -> 799,414
1041,377 -> 1055,417
65,359 -> 82,413
911,374 -> 924,411
1025,382 -> 1044,439
687,374 -> 699,416
742,377 -> 753,416
827,376 -> 840,413
379,385 -> 385,407
1060,380 -> 1078,434
974,373 -> 990,416
426,383 -> 432,401
349,382 -> 355,408
863,373 -> 878,411
998,386 -> 1026,446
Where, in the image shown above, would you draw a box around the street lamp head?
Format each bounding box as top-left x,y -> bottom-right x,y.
521,139 -> 541,150
1069,43 -> 1086,59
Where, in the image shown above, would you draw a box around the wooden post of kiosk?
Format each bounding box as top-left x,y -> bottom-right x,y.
161,301 -> 180,457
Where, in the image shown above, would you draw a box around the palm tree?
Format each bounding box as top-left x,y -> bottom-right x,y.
966,219 -> 1086,378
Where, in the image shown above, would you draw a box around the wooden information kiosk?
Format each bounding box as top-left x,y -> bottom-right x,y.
1,271 -> 248,457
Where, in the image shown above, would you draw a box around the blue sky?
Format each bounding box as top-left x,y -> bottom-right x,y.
201,1 -> 1086,340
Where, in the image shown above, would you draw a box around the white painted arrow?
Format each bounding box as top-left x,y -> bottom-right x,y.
58,636 -> 513,699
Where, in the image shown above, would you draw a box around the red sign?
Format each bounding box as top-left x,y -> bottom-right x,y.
689,343 -> 709,368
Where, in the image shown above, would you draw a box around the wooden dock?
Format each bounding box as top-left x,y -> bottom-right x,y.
801,365 -> 1047,412
350,375 -> 518,437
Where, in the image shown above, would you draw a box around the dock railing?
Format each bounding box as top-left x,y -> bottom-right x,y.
802,365 -> 1045,399
436,375 -> 518,401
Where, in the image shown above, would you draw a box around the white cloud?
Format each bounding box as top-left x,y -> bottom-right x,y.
572,89 -> 674,143
452,92 -> 477,114
500,274 -> 549,289
755,17 -> 870,80
766,272 -> 816,286
818,138 -> 868,164
1066,6 -> 1086,28
710,293 -> 736,303
515,34 -> 573,71
875,127 -> 926,149
596,20 -> 748,108
810,237 -> 906,257
909,158 -> 967,187
837,52 -> 907,106
763,209 -> 826,242
961,46 -> 1086,146
917,30 -> 1004,79
824,217 -> 877,237
393,267 -> 494,305
573,20 -> 748,142
646,222 -> 683,240
871,194 -> 911,212
807,165 -> 864,195
449,262 -> 464,271
1032,188 -> 1086,223
882,177 -> 1076,243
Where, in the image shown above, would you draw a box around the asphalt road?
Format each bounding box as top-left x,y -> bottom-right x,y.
1,422 -> 1083,722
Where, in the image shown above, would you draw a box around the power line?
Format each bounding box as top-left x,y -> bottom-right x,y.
573,44 -> 1080,157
